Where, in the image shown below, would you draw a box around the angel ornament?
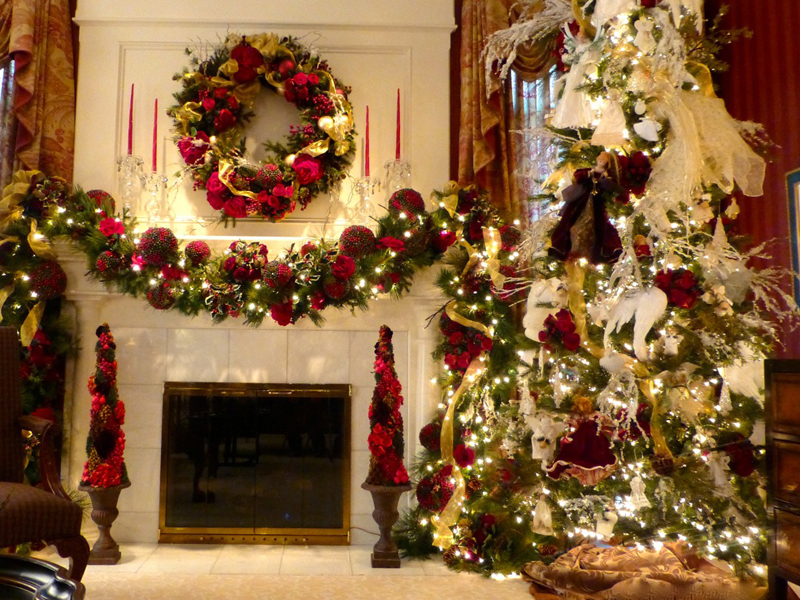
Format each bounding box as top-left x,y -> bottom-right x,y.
633,18 -> 657,53
529,416 -> 565,464
629,475 -> 651,510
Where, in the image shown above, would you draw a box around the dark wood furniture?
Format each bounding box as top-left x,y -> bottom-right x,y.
0,554 -> 85,600
0,327 -> 89,581
766,359 -> 800,600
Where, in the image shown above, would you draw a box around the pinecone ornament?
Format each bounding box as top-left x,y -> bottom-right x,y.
338,225 -> 376,259
139,227 -> 178,267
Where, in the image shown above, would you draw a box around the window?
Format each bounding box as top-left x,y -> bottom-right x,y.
511,65 -> 559,221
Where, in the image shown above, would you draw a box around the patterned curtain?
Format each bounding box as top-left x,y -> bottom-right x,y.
457,0 -> 554,221
0,0 -> 75,186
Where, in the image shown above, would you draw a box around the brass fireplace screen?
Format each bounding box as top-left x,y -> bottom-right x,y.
159,383 -> 351,545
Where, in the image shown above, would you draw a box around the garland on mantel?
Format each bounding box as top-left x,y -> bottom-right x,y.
0,169 -> 522,422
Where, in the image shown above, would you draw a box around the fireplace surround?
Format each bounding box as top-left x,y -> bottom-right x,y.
159,383 -> 351,545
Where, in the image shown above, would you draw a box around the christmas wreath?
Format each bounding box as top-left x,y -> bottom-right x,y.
169,33 -> 356,223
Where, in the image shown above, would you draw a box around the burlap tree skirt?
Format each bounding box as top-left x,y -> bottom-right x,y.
522,544 -> 767,600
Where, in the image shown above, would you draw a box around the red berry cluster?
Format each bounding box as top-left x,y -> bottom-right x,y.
415,464 -> 455,512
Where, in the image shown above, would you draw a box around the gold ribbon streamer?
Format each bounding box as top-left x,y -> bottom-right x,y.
637,379 -> 673,459
686,61 -> 717,98
27,221 -> 55,260
245,33 -> 279,59
444,300 -> 491,336
439,181 -> 460,217
564,260 -> 605,359
571,0 -> 596,38
218,160 -> 260,200
0,283 -> 15,323
482,227 -> 506,290
432,357 -> 485,549
298,139 -> 331,157
20,301 -> 44,347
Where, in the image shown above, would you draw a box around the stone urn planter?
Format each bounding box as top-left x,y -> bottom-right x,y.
78,481 -> 130,565
361,482 -> 412,568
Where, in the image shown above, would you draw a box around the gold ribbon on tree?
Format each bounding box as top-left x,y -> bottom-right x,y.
432,356 -> 486,549
564,260 -> 605,359
482,227 -> 506,289
637,378 -> 674,460
20,301 -> 45,347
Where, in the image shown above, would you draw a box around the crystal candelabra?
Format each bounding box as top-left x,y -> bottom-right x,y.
141,171 -> 167,224
351,176 -> 381,226
116,155 -> 144,213
383,159 -> 411,193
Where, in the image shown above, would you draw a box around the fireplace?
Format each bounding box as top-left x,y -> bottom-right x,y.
158,382 -> 351,545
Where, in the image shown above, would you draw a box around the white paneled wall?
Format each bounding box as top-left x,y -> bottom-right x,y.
67,0 -> 453,544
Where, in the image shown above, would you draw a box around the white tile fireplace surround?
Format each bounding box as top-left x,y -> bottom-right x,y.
59,249 -> 444,545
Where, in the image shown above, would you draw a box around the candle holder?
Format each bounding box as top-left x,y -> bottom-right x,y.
351,176 -> 380,226
141,171 -> 167,224
383,159 -> 411,193
116,154 -> 144,213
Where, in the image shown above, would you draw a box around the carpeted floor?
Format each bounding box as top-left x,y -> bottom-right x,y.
81,572 -> 529,600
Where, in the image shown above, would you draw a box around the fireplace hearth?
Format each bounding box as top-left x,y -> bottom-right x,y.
159,383 -> 351,545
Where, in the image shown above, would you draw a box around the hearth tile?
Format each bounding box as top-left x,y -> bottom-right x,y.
117,384 -> 162,449
86,544 -> 157,573
115,328 -> 167,385
287,330 -> 350,383
280,546 -> 352,575
350,386 -> 371,451
110,511 -> 159,544
166,329 -> 230,381
117,448 -> 161,513
138,543 -> 224,574
228,330 -> 288,383
211,545 -> 284,574
349,546 -> 426,576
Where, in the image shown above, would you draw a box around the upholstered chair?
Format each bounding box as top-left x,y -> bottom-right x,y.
0,327 -> 89,581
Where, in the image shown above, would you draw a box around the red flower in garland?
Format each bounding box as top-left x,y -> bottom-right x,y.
538,309 -> 581,352
98,218 -> 124,237
378,237 -> 405,252
177,131 -> 210,165
654,269 -> 701,309
331,254 -> 356,280
214,109 -> 237,132
270,300 -> 294,326
454,444 -> 476,468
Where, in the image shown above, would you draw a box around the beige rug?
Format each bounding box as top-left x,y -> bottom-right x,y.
81,572 -> 530,600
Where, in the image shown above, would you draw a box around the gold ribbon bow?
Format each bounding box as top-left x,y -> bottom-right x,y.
311,106 -> 353,157
245,33 -> 279,59
27,221 -> 56,260
174,101 -> 204,136
1,170 -> 39,226
218,160 -> 260,200
685,61 -> 717,98
439,181 -> 461,217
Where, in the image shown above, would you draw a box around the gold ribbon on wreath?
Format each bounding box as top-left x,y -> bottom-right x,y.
218,160 -> 259,201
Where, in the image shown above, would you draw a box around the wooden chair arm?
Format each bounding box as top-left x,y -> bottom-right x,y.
18,415 -> 70,500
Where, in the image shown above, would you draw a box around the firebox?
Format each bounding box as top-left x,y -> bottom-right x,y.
158,382 -> 351,545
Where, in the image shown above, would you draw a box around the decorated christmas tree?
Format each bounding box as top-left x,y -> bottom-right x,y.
399,0 -> 796,584
81,324 -> 128,488
365,325 -> 410,487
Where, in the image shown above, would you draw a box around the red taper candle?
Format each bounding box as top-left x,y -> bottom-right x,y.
395,88 -> 401,160
365,105 -> 370,177
152,98 -> 158,172
127,84 -> 134,155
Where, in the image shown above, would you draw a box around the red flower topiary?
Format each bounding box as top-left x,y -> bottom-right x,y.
365,325 -> 409,486
81,324 -> 128,488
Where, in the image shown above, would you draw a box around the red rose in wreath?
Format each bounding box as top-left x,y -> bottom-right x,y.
292,154 -> 323,185
177,132 -> 210,165
230,43 -> 265,84
206,172 -> 229,209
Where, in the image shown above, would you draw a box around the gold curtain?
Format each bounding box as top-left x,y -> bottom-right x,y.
457,0 -> 554,219
0,0 -> 75,185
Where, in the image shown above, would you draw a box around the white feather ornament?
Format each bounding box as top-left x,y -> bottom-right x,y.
604,288 -> 668,362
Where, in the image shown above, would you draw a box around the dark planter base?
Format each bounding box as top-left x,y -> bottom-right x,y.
78,481 -> 130,566
361,482 -> 412,569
